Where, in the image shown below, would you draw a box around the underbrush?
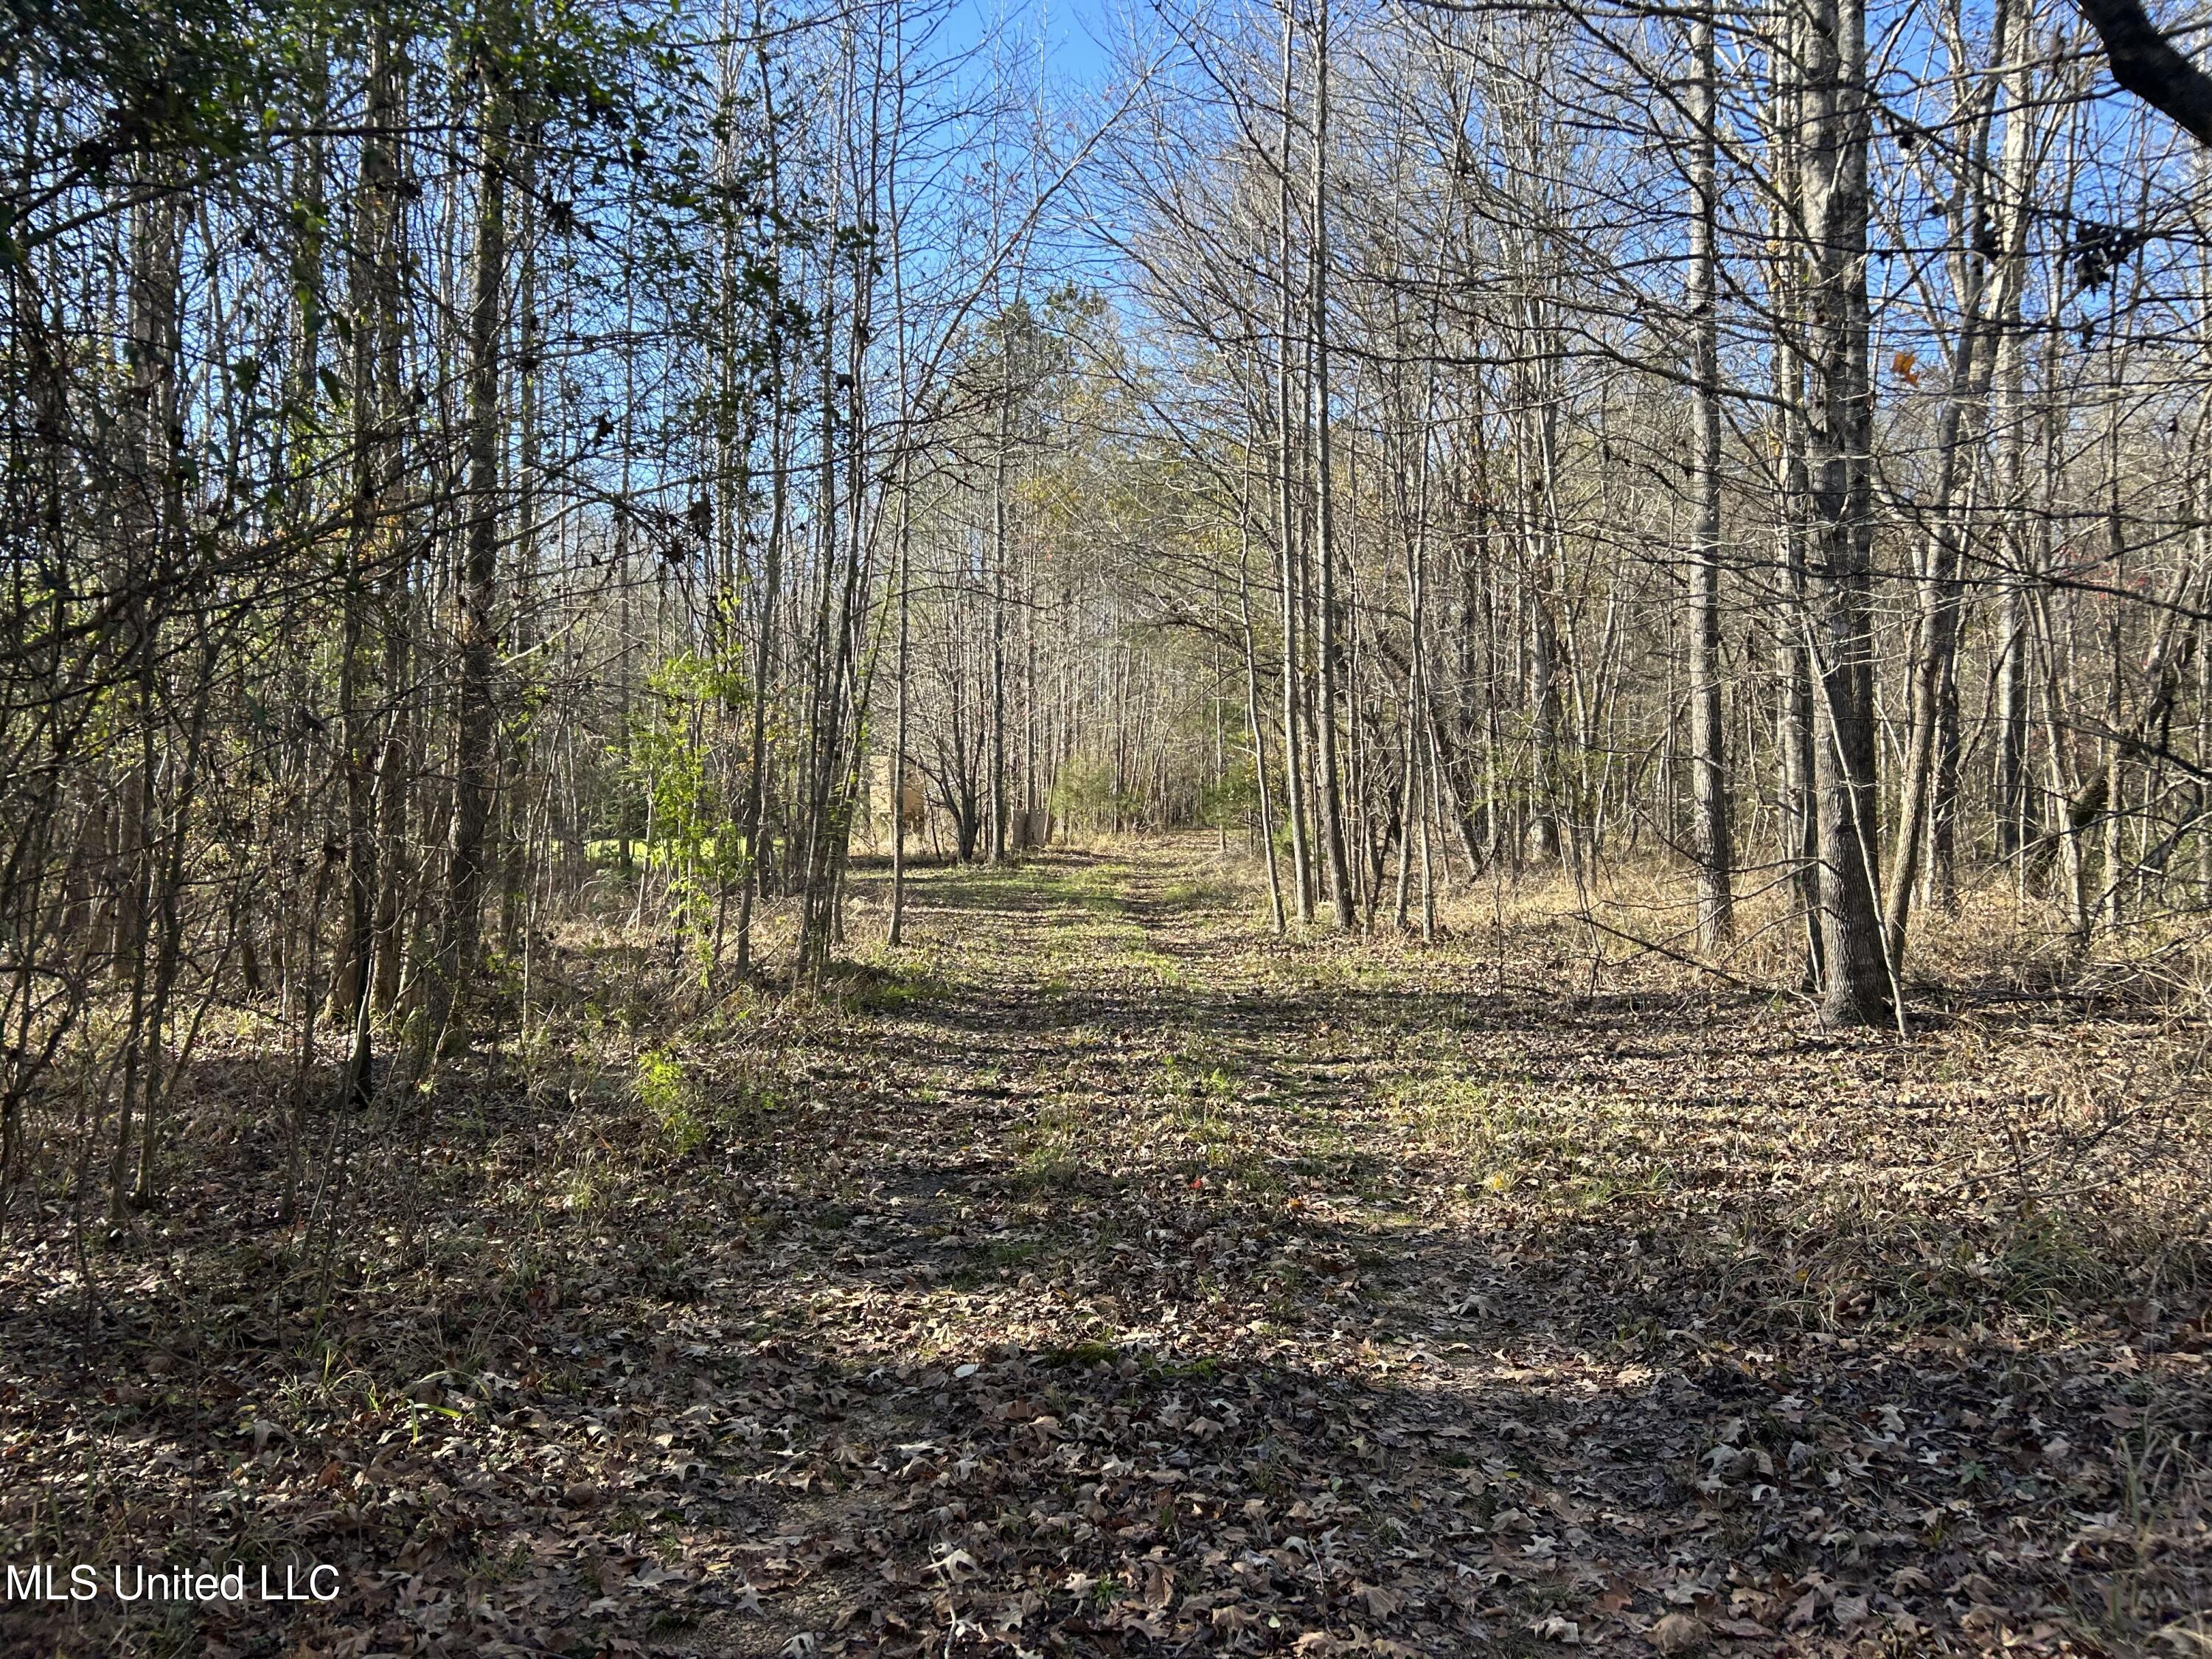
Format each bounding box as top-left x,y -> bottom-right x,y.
1419,851 -> 2212,1013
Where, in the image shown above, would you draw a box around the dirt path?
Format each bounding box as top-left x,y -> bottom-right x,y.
3,840 -> 2205,1658
686,843 -> 2205,1657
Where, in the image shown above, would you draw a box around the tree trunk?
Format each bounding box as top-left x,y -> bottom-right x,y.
1276,2 -> 1313,924
1310,0 -> 1354,930
424,7 -> 512,1059
990,357 -> 1011,864
1688,1 -> 1734,949
1798,0 -> 1891,1025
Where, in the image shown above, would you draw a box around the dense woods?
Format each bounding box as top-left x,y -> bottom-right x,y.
18,0 -> 2212,1136
4,0 -> 2212,1650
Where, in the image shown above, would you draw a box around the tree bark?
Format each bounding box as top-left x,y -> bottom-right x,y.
1798,0 -> 1891,1025
424,4 -> 512,1058
1688,1 -> 1734,949
1276,2 -> 1313,924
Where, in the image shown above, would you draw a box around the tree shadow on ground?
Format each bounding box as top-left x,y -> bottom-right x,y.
1,843 -> 2205,1657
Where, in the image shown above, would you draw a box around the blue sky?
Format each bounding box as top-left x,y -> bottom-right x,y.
941,0 -> 1121,94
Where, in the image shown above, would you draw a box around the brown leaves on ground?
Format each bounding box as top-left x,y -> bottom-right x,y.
2,842 -> 2208,1658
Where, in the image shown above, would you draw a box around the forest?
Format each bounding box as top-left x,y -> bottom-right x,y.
2,0 -> 2211,1649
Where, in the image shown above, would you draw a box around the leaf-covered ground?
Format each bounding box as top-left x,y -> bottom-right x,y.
4,841 -> 2209,1658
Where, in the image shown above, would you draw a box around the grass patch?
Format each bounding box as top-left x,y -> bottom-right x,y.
1400,1076 -> 1677,1214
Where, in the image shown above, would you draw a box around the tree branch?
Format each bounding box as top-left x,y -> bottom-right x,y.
2079,0 -> 2212,146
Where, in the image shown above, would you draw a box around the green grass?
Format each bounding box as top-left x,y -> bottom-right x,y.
1395,1075 -> 1679,1213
